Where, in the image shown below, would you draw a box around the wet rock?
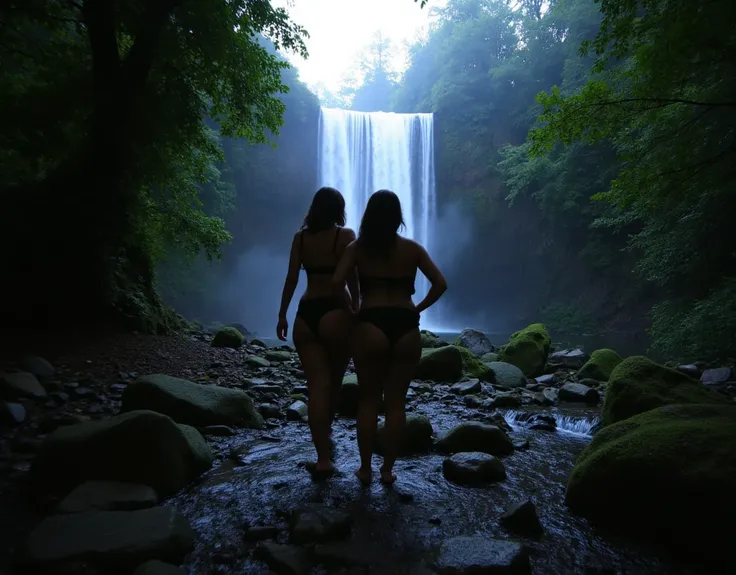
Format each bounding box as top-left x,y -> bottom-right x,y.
211,327 -> 245,349
0,371 -> 47,399
20,355 -> 56,379
436,422 -> 514,456
463,395 -> 483,408
512,438 -> 530,450
18,506 -> 195,571
375,413 -> 434,455
258,403 -> 282,419
578,348 -> 622,382
451,379 -> 481,395
254,542 -> 310,574
455,328 -> 495,357
265,350 -> 293,363
535,373 -> 555,385
30,410 -> 213,497
121,374 -> 264,429
38,413 -> 89,434
558,383 -> 600,404
56,481 -> 158,514
246,355 -> 271,368
442,452 -> 507,485
549,348 -> 588,369
132,560 -> 186,575
0,400 -> 26,425
435,535 -> 529,574
542,387 -> 558,404
243,525 -> 280,541
701,366 -> 732,386
416,346 -> 464,383
676,364 -> 700,377
485,362 -> 526,388
286,400 -> 308,421
490,392 -> 522,408
290,506 -> 352,544
527,413 -> 556,432
293,385 -> 308,395
339,374 -> 359,416
200,425 -> 236,437
252,384 -> 283,395
500,499 -> 543,537
250,339 -> 267,348
497,323 -> 551,377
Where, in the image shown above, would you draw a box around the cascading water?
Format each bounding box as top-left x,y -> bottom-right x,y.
318,107 -> 438,327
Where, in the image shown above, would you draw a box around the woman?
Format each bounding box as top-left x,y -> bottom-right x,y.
332,190 -> 447,485
277,186 -> 359,476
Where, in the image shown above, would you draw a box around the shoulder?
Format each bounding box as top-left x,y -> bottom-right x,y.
400,237 -> 423,252
340,227 -> 357,241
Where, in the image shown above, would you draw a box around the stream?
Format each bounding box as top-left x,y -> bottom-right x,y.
169,401 -> 698,575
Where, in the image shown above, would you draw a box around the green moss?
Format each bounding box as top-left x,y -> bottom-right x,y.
578,348 -> 622,381
602,355 -> 726,425
454,345 -> 493,381
420,330 -> 445,348
415,346 -> 463,382
211,326 -> 244,349
566,403 -> 736,562
497,323 -> 551,376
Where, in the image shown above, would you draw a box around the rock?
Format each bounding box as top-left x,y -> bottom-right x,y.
227,322 -> 250,336
435,536 -> 529,574
313,541 -> 377,567
265,350 -> 293,363
500,500 -> 543,537
566,404 -> 736,565
526,413 -> 556,432
497,323 -> 551,377
602,356 -> 726,426
250,339 -> 267,348
535,373 -> 555,385
701,367 -> 732,385
290,506 -> 352,544
255,542 -> 310,574
480,351 -> 499,363
375,414 -> 433,455
20,355 -> 56,379
436,422 -> 514,456
246,355 -> 271,368
258,403 -> 282,419
578,349 -> 622,382
420,330 -> 446,348
251,384 -> 282,395
542,387 -> 558,404
490,392 -> 521,408
244,525 -> 280,541
676,364 -> 700,377
56,481 -> 158,514
0,371 -> 47,399
133,560 -> 186,575
548,348 -> 588,369
18,506 -> 195,571
0,400 -> 26,425
442,452 -> 506,485
211,326 -> 245,348
454,328 -> 495,357
455,346 -> 494,381
121,374 -> 264,429
200,425 -> 236,437
286,400 -> 308,421
558,383 -> 600,404
451,379 -> 482,395
485,362 -> 526,388
339,374 -> 360,416
415,346 -> 463,383
30,410 -> 213,497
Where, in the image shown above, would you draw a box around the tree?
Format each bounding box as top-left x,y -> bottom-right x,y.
346,31 -> 401,112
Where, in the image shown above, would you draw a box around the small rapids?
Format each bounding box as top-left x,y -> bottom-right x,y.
169,401 -> 698,575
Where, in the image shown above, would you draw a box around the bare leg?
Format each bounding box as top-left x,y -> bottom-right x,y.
381,328 -> 421,484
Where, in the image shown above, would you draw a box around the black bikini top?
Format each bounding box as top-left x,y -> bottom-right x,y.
301,227 -> 340,275
359,274 -> 416,296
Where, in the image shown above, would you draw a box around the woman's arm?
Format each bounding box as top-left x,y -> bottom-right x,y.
332,240 -> 358,310
340,230 -> 361,312
278,232 -> 302,319
414,243 -> 447,314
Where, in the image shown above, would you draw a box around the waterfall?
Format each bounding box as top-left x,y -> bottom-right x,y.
502,409 -> 601,437
318,107 -> 438,326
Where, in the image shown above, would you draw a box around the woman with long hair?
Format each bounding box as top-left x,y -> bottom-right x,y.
277,186 -> 359,477
332,190 -> 447,485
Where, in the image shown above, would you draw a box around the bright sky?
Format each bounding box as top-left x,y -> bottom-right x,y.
273,0 -> 440,93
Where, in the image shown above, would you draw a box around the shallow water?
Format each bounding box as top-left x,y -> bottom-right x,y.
170,401 -> 697,575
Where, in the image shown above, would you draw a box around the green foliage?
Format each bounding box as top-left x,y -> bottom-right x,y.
540,301 -> 597,335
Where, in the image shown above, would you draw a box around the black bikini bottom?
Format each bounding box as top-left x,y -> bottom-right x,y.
358,307 -> 420,346
296,297 -> 341,334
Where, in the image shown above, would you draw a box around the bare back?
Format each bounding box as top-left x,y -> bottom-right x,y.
299,227 -> 353,300
356,236 -> 420,310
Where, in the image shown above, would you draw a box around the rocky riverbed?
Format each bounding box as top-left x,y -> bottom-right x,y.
0,324 -> 733,574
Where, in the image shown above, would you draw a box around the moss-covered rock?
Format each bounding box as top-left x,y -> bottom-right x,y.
454,346 -> 493,381
211,326 -> 245,349
415,346 -> 463,383
577,348 -> 622,382
497,323 -> 551,377
375,414 -> 434,456
121,374 -> 264,429
566,403 -> 736,564
420,330 -> 446,348
30,410 -> 213,496
602,356 -> 726,426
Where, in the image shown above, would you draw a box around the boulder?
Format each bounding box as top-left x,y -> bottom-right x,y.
548,348 -> 588,369
602,356 -> 726,426
121,374 -> 264,429
420,330 -> 445,349
18,506 -> 195,571
435,422 -> 514,457
20,355 -> 56,379
442,452 -> 506,485
454,346 -> 493,381
566,403 -> 736,565
558,382 -> 600,404
211,326 -> 244,348
286,400 -> 308,422
451,379 -> 482,395
56,481 -> 158,514
375,414 -> 433,456
0,371 -> 47,400
485,362 -> 526,388
30,410 -> 213,496
577,348 -> 622,382
500,500 -> 543,538
497,324 -> 551,377
415,347 -> 463,383
454,328 -> 495,357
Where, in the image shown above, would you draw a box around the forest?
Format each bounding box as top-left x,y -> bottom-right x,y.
1,0 -> 734,362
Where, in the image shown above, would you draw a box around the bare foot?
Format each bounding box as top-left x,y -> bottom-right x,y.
354,467 -> 372,486
380,468 -> 397,485
305,460 -> 335,480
